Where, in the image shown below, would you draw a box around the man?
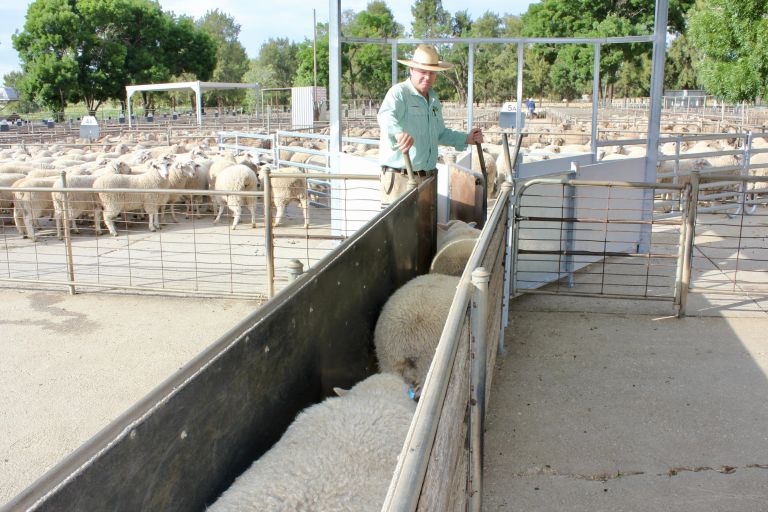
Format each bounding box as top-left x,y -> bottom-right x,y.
377,44 -> 484,206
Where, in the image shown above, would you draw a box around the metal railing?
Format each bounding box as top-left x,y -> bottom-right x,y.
383,182 -> 512,511
1,173 -> 379,299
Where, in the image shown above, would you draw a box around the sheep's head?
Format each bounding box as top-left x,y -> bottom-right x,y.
150,156 -> 173,179
132,150 -> 151,164
111,161 -> 132,174
174,160 -> 199,178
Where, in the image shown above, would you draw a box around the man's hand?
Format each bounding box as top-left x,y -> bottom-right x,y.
466,127 -> 484,145
395,132 -> 414,153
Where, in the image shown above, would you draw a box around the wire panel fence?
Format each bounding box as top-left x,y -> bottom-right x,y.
0,176 -> 379,298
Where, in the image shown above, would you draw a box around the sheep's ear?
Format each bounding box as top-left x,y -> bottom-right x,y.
333,387 -> 349,397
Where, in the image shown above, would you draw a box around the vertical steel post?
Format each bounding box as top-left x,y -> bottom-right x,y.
642,0 -> 669,253
60,171 -> 76,295
467,43 -> 475,131
591,43 -> 601,161
469,267 -> 490,512
329,0 -> 342,179
679,171 -> 700,317
673,182 -> 691,316
515,43 -> 524,137
500,182 -> 514,349
286,259 -> 304,281
391,42 -> 398,87
263,167 -> 275,298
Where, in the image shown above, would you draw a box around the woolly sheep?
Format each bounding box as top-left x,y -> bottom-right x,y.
208,372 -> 415,512
374,274 -> 460,389
212,164 -> 260,229
52,161 -> 133,238
207,152 -> 238,189
12,177 -> 56,241
471,148 -> 498,197
436,219 -> 480,251
0,173 -> 27,219
160,159 -> 200,223
95,157 -> 174,236
259,165 -> 309,228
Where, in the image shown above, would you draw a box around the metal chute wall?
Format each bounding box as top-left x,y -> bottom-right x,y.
3,182 -> 437,512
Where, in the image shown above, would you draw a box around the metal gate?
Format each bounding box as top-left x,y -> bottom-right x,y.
510,173 -> 768,316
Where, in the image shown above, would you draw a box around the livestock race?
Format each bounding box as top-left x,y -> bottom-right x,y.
2,1 -> 768,511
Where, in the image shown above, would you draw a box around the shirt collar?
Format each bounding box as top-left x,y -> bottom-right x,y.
404,78 -> 434,104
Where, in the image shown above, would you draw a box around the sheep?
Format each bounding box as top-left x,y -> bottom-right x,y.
52,161 -> 133,238
207,372 -> 416,512
0,173 -> 27,221
258,165 -> 309,228
436,219 -> 480,250
12,177 -> 56,241
94,156 -> 174,236
0,163 -> 37,175
207,152 -> 238,189
471,148 -> 499,197
160,159 -> 200,223
374,273 -> 461,390
212,164 -> 260,229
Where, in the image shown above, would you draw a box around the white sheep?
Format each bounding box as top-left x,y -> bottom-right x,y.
52,161 -> 133,238
94,157 -> 173,236
212,164 -> 260,229
259,165 -> 309,228
12,177 -> 56,241
160,158 -> 200,223
436,219 -> 480,251
208,372 -> 416,512
207,152 -> 238,189
0,173 -> 27,220
374,274 -> 460,389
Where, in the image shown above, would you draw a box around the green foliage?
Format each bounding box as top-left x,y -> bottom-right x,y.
411,0 -> 450,39
688,0 -> 768,102
198,9 -> 250,108
12,0 -> 217,116
257,37 -> 299,88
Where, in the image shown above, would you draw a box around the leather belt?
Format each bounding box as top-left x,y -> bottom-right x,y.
381,166 -> 436,177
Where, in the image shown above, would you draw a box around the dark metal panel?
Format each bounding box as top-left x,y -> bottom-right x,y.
3,181 -> 437,512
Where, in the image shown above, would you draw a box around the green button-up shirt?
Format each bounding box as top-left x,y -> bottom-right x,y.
377,79 -> 468,171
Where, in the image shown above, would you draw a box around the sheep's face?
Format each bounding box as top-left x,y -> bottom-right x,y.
151,158 -> 172,179
114,161 -> 132,174
174,161 -> 198,179
133,151 -> 150,164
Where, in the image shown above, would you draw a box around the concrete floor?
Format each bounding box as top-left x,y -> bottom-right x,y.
484,293 -> 768,511
0,285 -> 260,506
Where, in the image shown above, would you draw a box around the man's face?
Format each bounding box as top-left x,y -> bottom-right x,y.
409,67 -> 437,96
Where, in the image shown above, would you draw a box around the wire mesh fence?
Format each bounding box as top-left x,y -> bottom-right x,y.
0,176 -> 380,298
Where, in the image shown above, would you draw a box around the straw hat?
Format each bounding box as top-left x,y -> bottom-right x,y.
397,44 -> 453,72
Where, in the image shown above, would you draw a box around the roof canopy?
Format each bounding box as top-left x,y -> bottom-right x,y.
125,81 -> 259,127
0,87 -> 19,102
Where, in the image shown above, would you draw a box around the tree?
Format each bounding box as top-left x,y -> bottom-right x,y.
411,0 -> 450,39
12,0 -> 217,117
344,1 -> 403,99
197,9 -> 250,110
688,0 -> 767,103
257,38 -> 299,88
521,0 -> 694,101
665,33 -> 698,91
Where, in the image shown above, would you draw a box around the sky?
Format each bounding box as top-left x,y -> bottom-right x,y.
0,0 -> 537,85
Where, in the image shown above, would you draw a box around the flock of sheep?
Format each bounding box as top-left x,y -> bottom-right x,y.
0,137 -> 318,243
209,219 -> 480,511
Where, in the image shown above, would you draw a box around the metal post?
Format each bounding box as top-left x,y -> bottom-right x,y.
469,267 -> 490,512
642,0 -> 669,253
286,259 -> 304,281
467,43 -> 475,131
500,182 -> 514,352
515,43 -> 524,137
673,182 -> 691,316
678,171 -> 699,317
391,43 -> 398,87
263,167 -> 275,298
591,43 -> 601,160
59,171 -> 76,295
564,165 -> 577,287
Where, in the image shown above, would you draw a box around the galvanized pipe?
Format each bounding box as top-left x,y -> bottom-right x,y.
469,267 -> 490,512
59,171 -> 76,295
262,167 -> 275,298
674,183 -> 692,316
679,171 -> 700,316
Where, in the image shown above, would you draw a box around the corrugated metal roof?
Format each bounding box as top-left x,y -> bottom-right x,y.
0,87 -> 20,101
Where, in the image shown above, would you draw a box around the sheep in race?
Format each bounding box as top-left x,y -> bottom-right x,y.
51,161 -> 133,238
258,165 -> 310,228
431,220 -> 481,276
12,176 -> 56,241
374,273 -> 461,392
94,156 -> 175,236
212,164 -> 260,229
208,372 -> 415,512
